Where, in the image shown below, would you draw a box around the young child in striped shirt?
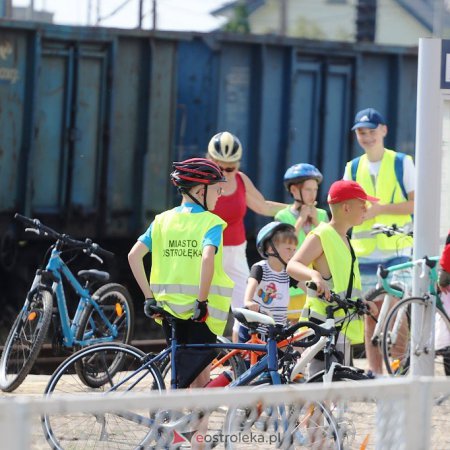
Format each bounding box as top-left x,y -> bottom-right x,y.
238,221 -> 300,342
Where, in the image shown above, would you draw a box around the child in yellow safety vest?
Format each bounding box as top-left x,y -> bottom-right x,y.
128,158 -> 233,388
275,163 -> 329,322
287,180 -> 378,376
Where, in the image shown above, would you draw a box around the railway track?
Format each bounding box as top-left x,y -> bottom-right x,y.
9,339 -> 167,375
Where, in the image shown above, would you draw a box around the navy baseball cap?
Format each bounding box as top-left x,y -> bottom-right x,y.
352,108 -> 386,130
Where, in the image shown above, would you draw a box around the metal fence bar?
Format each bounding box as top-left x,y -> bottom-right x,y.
0,377 -> 449,449
0,397 -> 32,450
405,378 -> 434,450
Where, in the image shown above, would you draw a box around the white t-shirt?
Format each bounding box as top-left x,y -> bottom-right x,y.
249,260 -> 291,325
343,152 -> 415,261
343,154 -> 415,193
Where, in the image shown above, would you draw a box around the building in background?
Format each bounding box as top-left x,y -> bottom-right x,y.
12,6 -> 53,22
213,0 -> 450,46
0,0 -> 11,17
0,0 -> 53,22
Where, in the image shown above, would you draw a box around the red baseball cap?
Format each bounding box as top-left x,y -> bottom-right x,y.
327,180 -> 379,204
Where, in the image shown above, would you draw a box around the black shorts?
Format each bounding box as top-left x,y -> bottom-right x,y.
162,318 -> 217,388
162,318 -> 216,345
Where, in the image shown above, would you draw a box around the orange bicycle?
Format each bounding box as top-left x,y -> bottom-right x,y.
212,308 -> 315,374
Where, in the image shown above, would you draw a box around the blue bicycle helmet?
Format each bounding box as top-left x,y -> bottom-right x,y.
256,221 -> 296,259
283,163 -> 323,192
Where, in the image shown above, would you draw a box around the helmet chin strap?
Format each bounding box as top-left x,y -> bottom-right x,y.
291,184 -> 304,206
182,186 -> 209,211
266,239 -> 288,267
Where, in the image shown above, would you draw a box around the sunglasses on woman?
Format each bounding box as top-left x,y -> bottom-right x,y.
219,166 -> 237,173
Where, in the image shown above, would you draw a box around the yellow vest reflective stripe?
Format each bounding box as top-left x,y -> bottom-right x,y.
151,284 -> 233,297
344,149 -> 413,257
154,300 -> 230,322
302,223 -> 364,344
150,208 -> 233,335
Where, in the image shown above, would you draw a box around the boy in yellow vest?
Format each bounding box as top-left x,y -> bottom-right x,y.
275,163 -> 329,321
287,180 -> 378,375
344,108 -> 415,375
128,158 -> 233,388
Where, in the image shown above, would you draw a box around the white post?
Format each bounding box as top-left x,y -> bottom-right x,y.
405,378 -> 433,449
0,398 -> 32,449
411,38 -> 443,375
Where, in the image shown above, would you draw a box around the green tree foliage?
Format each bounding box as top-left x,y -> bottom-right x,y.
294,17 -> 326,40
223,2 -> 250,34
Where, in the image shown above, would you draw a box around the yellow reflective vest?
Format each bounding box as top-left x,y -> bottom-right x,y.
302,223 -> 364,344
344,149 -> 413,257
150,208 -> 233,336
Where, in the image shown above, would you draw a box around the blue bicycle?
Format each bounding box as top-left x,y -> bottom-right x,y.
0,214 -> 135,392
41,308 -> 344,449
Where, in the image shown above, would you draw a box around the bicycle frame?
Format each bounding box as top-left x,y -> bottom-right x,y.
47,314 -> 328,447
370,256 -> 439,346
108,328 -> 290,395
289,308 -> 357,383
40,245 -> 118,347
380,256 -> 448,356
177,335 -> 282,389
95,329 -> 293,434
92,336 -> 289,435
379,256 -> 439,297
211,327 -> 314,369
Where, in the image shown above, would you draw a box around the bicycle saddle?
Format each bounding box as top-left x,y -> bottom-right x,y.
232,307 -> 276,328
77,269 -> 110,283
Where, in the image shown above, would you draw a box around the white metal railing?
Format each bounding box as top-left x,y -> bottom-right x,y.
1,377 -> 449,449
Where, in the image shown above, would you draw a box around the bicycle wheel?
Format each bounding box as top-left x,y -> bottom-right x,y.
351,282 -> 405,363
305,368 -> 371,449
382,296 -> 450,376
224,380 -> 342,449
76,283 -> 135,345
0,289 -> 52,392
42,343 -> 165,450
158,335 -> 247,388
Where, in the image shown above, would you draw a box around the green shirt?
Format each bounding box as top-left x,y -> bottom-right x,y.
275,205 -> 329,296
275,206 -> 329,247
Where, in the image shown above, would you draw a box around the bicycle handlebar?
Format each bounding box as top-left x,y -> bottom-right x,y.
377,255 -> 438,281
278,320 -> 322,347
370,223 -> 413,237
146,303 -> 323,348
305,281 -> 371,316
413,255 -> 437,272
14,213 -> 114,259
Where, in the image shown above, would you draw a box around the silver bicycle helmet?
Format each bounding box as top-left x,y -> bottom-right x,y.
207,131 -> 242,163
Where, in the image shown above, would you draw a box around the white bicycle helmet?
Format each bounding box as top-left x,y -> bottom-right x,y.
207,131 -> 242,163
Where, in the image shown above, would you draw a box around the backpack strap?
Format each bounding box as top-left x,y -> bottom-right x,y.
345,236 -> 356,300
350,156 -> 361,181
394,152 -> 408,200
352,152 -> 408,200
